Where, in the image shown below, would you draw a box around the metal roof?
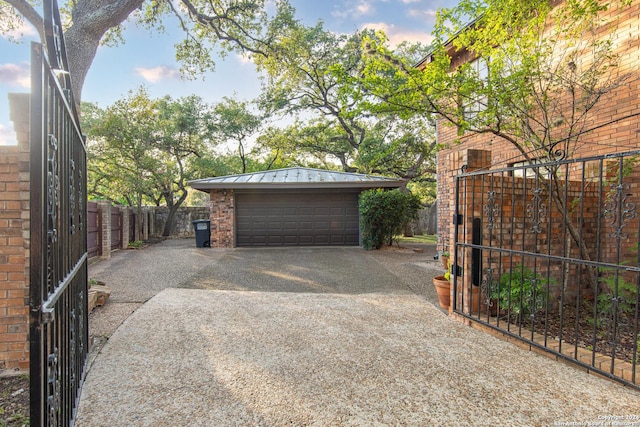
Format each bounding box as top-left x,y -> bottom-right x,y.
188,167 -> 405,190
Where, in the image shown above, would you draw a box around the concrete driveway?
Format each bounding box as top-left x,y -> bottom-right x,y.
76,240 -> 640,426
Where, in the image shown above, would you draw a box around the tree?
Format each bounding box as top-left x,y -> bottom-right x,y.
251,126 -> 308,169
210,97 -> 262,174
3,0 -> 295,105
362,0 -> 636,290
255,23 -> 370,158
84,88 -> 215,237
255,21 -> 436,178
154,94 -> 214,235
84,88 -> 160,214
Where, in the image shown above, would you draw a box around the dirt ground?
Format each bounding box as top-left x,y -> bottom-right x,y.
0,374 -> 29,426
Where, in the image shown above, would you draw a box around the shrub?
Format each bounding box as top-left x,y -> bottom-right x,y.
595,270 -> 638,327
128,240 -> 145,249
358,188 -> 421,250
492,265 -> 554,320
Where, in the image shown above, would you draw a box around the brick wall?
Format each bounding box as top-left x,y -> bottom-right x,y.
457,169 -> 602,308
209,190 -> 235,248
445,148 -> 639,317
0,94 -> 30,372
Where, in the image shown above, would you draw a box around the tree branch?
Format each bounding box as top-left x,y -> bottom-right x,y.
5,0 -> 44,41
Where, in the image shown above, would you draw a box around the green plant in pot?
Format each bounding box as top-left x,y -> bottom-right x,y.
440,251 -> 450,269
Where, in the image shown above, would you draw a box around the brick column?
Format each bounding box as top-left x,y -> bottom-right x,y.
449,149 -> 491,314
97,201 -> 112,259
209,189 -> 234,248
141,207 -> 150,241
120,206 -> 130,249
0,93 -> 30,371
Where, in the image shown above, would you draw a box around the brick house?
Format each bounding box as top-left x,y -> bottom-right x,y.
410,1 -> 639,387
412,0 -> 639,312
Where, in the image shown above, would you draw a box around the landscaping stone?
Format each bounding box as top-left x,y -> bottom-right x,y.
88,285 -> 111,313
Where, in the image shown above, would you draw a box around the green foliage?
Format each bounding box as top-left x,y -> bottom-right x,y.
406,180 -> 437,205
358,189 -> 421,250
0,2 -> 28,43
361,0 -> 633,295
255,22 -> 437,179
3,0 -> 298,108
444,256 -> 452,281
83,88 -> 221,235
493,265 -> 554,319
595,268 -> 638,326
128,240 -> 145,249
361,0 -> 631,162
84,88 -> 214,206
210,97 -> 263,174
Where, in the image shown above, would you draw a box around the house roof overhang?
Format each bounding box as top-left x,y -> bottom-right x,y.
413,14 -> 484,70
188,167 -> 406,191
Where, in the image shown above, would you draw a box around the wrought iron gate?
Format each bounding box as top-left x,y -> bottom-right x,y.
452,150 -> 639,389
29,1 -> 89,425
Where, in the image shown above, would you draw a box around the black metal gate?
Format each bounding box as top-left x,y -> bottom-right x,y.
452,150 -> 639,389
29,1 -> 89,425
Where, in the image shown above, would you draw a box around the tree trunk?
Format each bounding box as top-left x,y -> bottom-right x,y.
161,188 -> 189,237
162,207 -> 177,237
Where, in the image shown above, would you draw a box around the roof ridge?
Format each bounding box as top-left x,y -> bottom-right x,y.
188,167 -> 406,190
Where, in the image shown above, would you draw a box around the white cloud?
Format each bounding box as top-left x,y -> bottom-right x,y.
0,123 -> 17,146
1,20 -> 37,41
0,63 -> 30,88
360,22 -> 433,46
402,0 -> 423,3
332,0 -> 375,19
408,8 -> 438,20
134,65 -> 180,83
236,52 -> 253,65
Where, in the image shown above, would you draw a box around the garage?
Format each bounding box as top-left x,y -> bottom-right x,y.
235,191 -> 360,246
188,167 -> 405,248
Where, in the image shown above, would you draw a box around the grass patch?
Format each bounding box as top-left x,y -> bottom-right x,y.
127,240 -> 145,249
395,234 -> 437,244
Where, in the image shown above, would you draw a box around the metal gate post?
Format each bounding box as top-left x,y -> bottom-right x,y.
29,1 -> 89,424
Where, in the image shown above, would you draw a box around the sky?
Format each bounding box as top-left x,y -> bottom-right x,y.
0,0 -> 458,146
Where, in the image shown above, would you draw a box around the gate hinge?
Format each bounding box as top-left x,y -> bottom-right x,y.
452,214 -> 463,225
42,307 -> 55,324
452,264 -> 462,277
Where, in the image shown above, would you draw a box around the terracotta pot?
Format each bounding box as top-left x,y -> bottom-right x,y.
440,256 -> 449,270
433,275 -> 451,309
457,286 -> 491,314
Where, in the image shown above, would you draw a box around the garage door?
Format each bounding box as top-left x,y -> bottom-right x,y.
236,191 -> 360,246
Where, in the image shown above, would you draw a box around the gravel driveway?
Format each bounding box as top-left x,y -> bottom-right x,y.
76,239 -> 640,426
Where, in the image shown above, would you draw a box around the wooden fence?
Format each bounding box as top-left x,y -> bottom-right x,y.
86,202 -> 210,260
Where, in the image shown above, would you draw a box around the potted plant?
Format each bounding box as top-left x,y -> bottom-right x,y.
440,251 -> 450,269
433,269 -> 451,309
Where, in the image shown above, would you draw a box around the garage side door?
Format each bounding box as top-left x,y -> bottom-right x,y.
236,191 -> 360,246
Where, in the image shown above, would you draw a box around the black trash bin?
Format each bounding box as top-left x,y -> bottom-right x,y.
192,219 -> 211,247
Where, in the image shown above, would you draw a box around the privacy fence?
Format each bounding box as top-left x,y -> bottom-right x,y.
452,149 -> 639,389
86,202 -> 210,260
